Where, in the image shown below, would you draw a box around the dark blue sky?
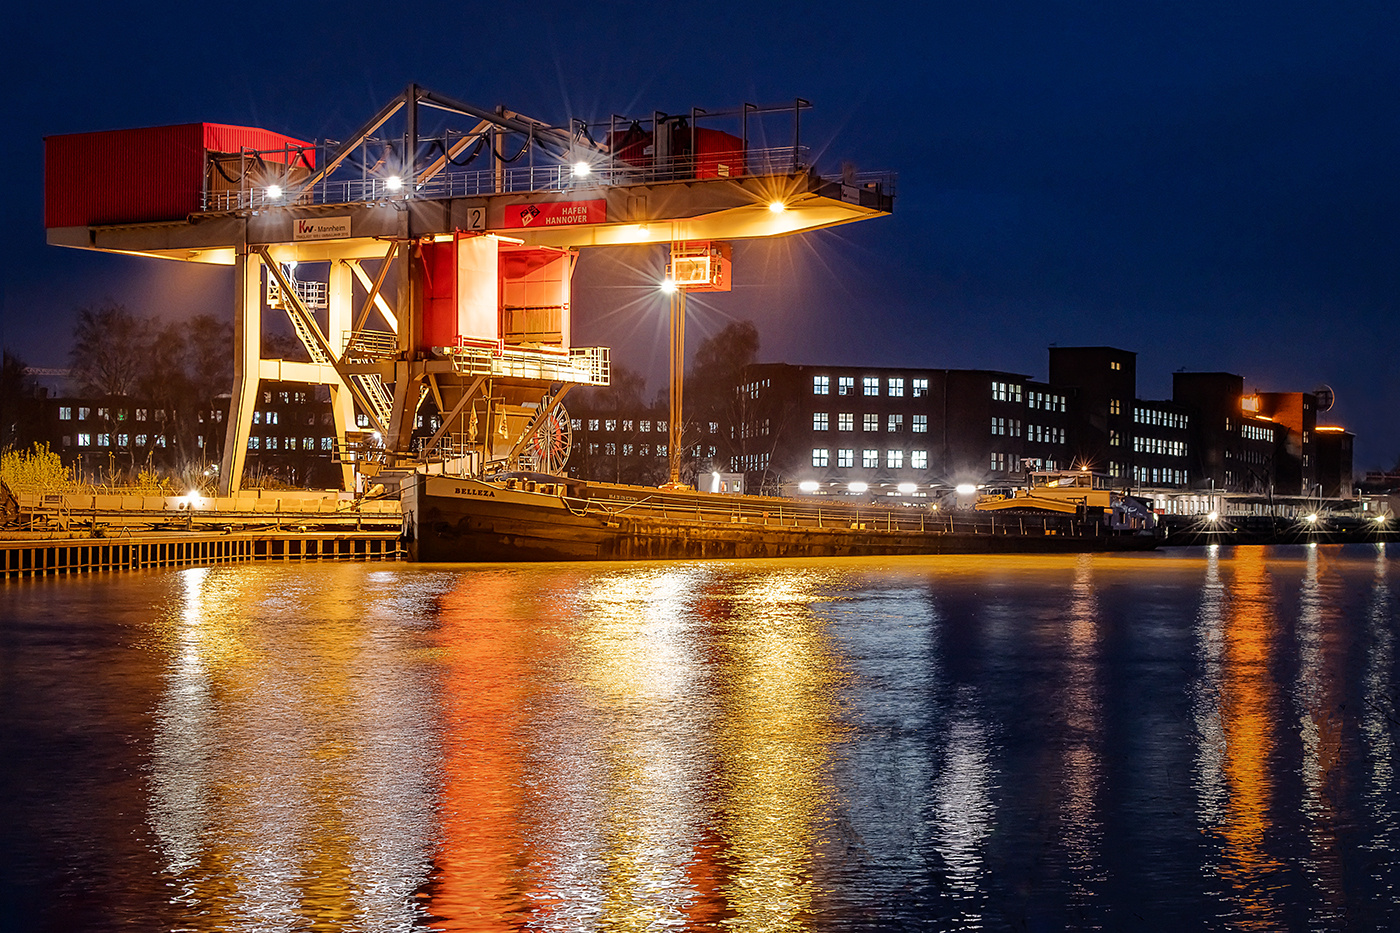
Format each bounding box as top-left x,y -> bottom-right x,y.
5,1 -> 1397,468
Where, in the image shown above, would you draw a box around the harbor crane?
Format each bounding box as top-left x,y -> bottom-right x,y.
44,85 -> 894,494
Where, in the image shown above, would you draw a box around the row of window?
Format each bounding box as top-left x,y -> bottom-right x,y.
812,448 -> 931,469
248,437 -> 336,451
991,381 -> 1024,403
71,433 -> 169,448
1133,466 -> 1187,485
1027,391 -> 1067,412
1135,407 -> 1188,429
585,443 -> 719,458
813,412 -> 930,433
1133,437 -> 1187,457
735,452 -> 771,472
59,406 -> 213,423
1241,423 -> 1273,442
813,375 -> 932,397
581,419 -> 729,435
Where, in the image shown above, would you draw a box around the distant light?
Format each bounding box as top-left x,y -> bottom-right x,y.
286,259 -> 298,272
572,161 -> 591,178
799,481 -> 820,493
1305,513 -> 1318,523
371,431 -> 382,443
660,278 -> 678,295
897,482 -> 917,494
1207,511 -> 1218,522
711,471 -> 722,493
1376,514 -> 1389,523
955,483 -> 977,495
267,184 -> 283,200
385,175 -> 403,192
768,200 -> 786,213
1079,464 -> 1089,472
847,481 -> 868,493
185,489 -> 199,500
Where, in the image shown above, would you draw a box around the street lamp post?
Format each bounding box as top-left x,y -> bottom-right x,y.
667,282 -> 686,487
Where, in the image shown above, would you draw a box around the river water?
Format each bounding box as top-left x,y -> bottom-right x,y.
1,545 -> 1397,931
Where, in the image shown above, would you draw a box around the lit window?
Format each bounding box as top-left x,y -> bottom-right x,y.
59,407 -> 72,420
657,420 -> 667,432
1111,360 -> 1122,371
97,433 -> 110,447
913,378 -> 928,397
135,434 -> 147,446
813,412 -> 829,431
863,376 -> 879,396
812,448 -> 829,467
304,437 -> 315,449
863,413 -> 879,432
887,449 -> 903,468
657,444 -> 667,457
117,434 -> 128,447
991,452 -> 1005,470
912,449 -> 928,469
623,444 -> 634,456
838,376 -> 855,395
1110,399 -> 1121,415
356,414 -> 369,428
285,438 -> 297,450
888,377 -> 904,397
266,437 -> 278,450
1110,430 -> 1121,446
623,420 -> 634,432
838,413 -> 854,431
913,414 -> 927,433
640,420 -> 651,432
888,414 -> 903,431
79,407 -> 90,420
77,433 -> 91,447
588,419 -> 599,431
605,419 -> 617,432
813,375 -> 830,395
606,443 -> 616,455
248,437 -> 260,450
321,437 -> 333,450
838,448 -> 854,468
863,448 -> 879,468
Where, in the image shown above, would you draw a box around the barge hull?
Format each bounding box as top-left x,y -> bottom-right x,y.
403,475 -> 1159,562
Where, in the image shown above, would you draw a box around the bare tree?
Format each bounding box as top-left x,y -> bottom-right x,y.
69,302 -> 149,396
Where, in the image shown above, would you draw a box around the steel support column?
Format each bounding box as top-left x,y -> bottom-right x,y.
219,248 -> 262,494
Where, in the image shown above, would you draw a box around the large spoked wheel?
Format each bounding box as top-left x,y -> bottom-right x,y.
524,402 -> 572,474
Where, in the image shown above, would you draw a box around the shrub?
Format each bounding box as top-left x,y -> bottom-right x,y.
0,443 -> 74,494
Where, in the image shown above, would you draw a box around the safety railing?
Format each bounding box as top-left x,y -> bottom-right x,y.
341,330 -> 398,361
446,344 -> 609,385
201,142 -> 895,212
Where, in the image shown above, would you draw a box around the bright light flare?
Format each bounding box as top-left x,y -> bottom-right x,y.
847,481 -> 868,494
572,161 -> 592,178
897,483 -> 917,494
384,175 -> 403,192
660,278 -> 678,295
955,483 -> 977,496
798,481 -> 820,493
1207,511 -> 1218,522
267,184 -> 283,200
768,200 -> 786,213
1305,513 -> 1318,523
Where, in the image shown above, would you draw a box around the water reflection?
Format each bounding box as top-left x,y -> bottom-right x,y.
78,549 -> 1399,930
147,566 -> 441,930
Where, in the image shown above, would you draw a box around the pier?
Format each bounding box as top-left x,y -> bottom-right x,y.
2,489 -> 403,577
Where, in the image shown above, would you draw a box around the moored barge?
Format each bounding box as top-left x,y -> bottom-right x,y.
401,472 -> 1159,562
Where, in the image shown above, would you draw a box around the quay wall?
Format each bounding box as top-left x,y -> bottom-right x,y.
1,530 -> 403,579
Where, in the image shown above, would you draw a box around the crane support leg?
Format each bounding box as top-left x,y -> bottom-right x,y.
219,249 -> 262,494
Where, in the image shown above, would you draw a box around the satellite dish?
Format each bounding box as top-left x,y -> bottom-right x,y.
1313,384 -> 1335,412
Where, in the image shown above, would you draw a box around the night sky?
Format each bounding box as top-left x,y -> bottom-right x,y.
5,2 -> 1397,469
